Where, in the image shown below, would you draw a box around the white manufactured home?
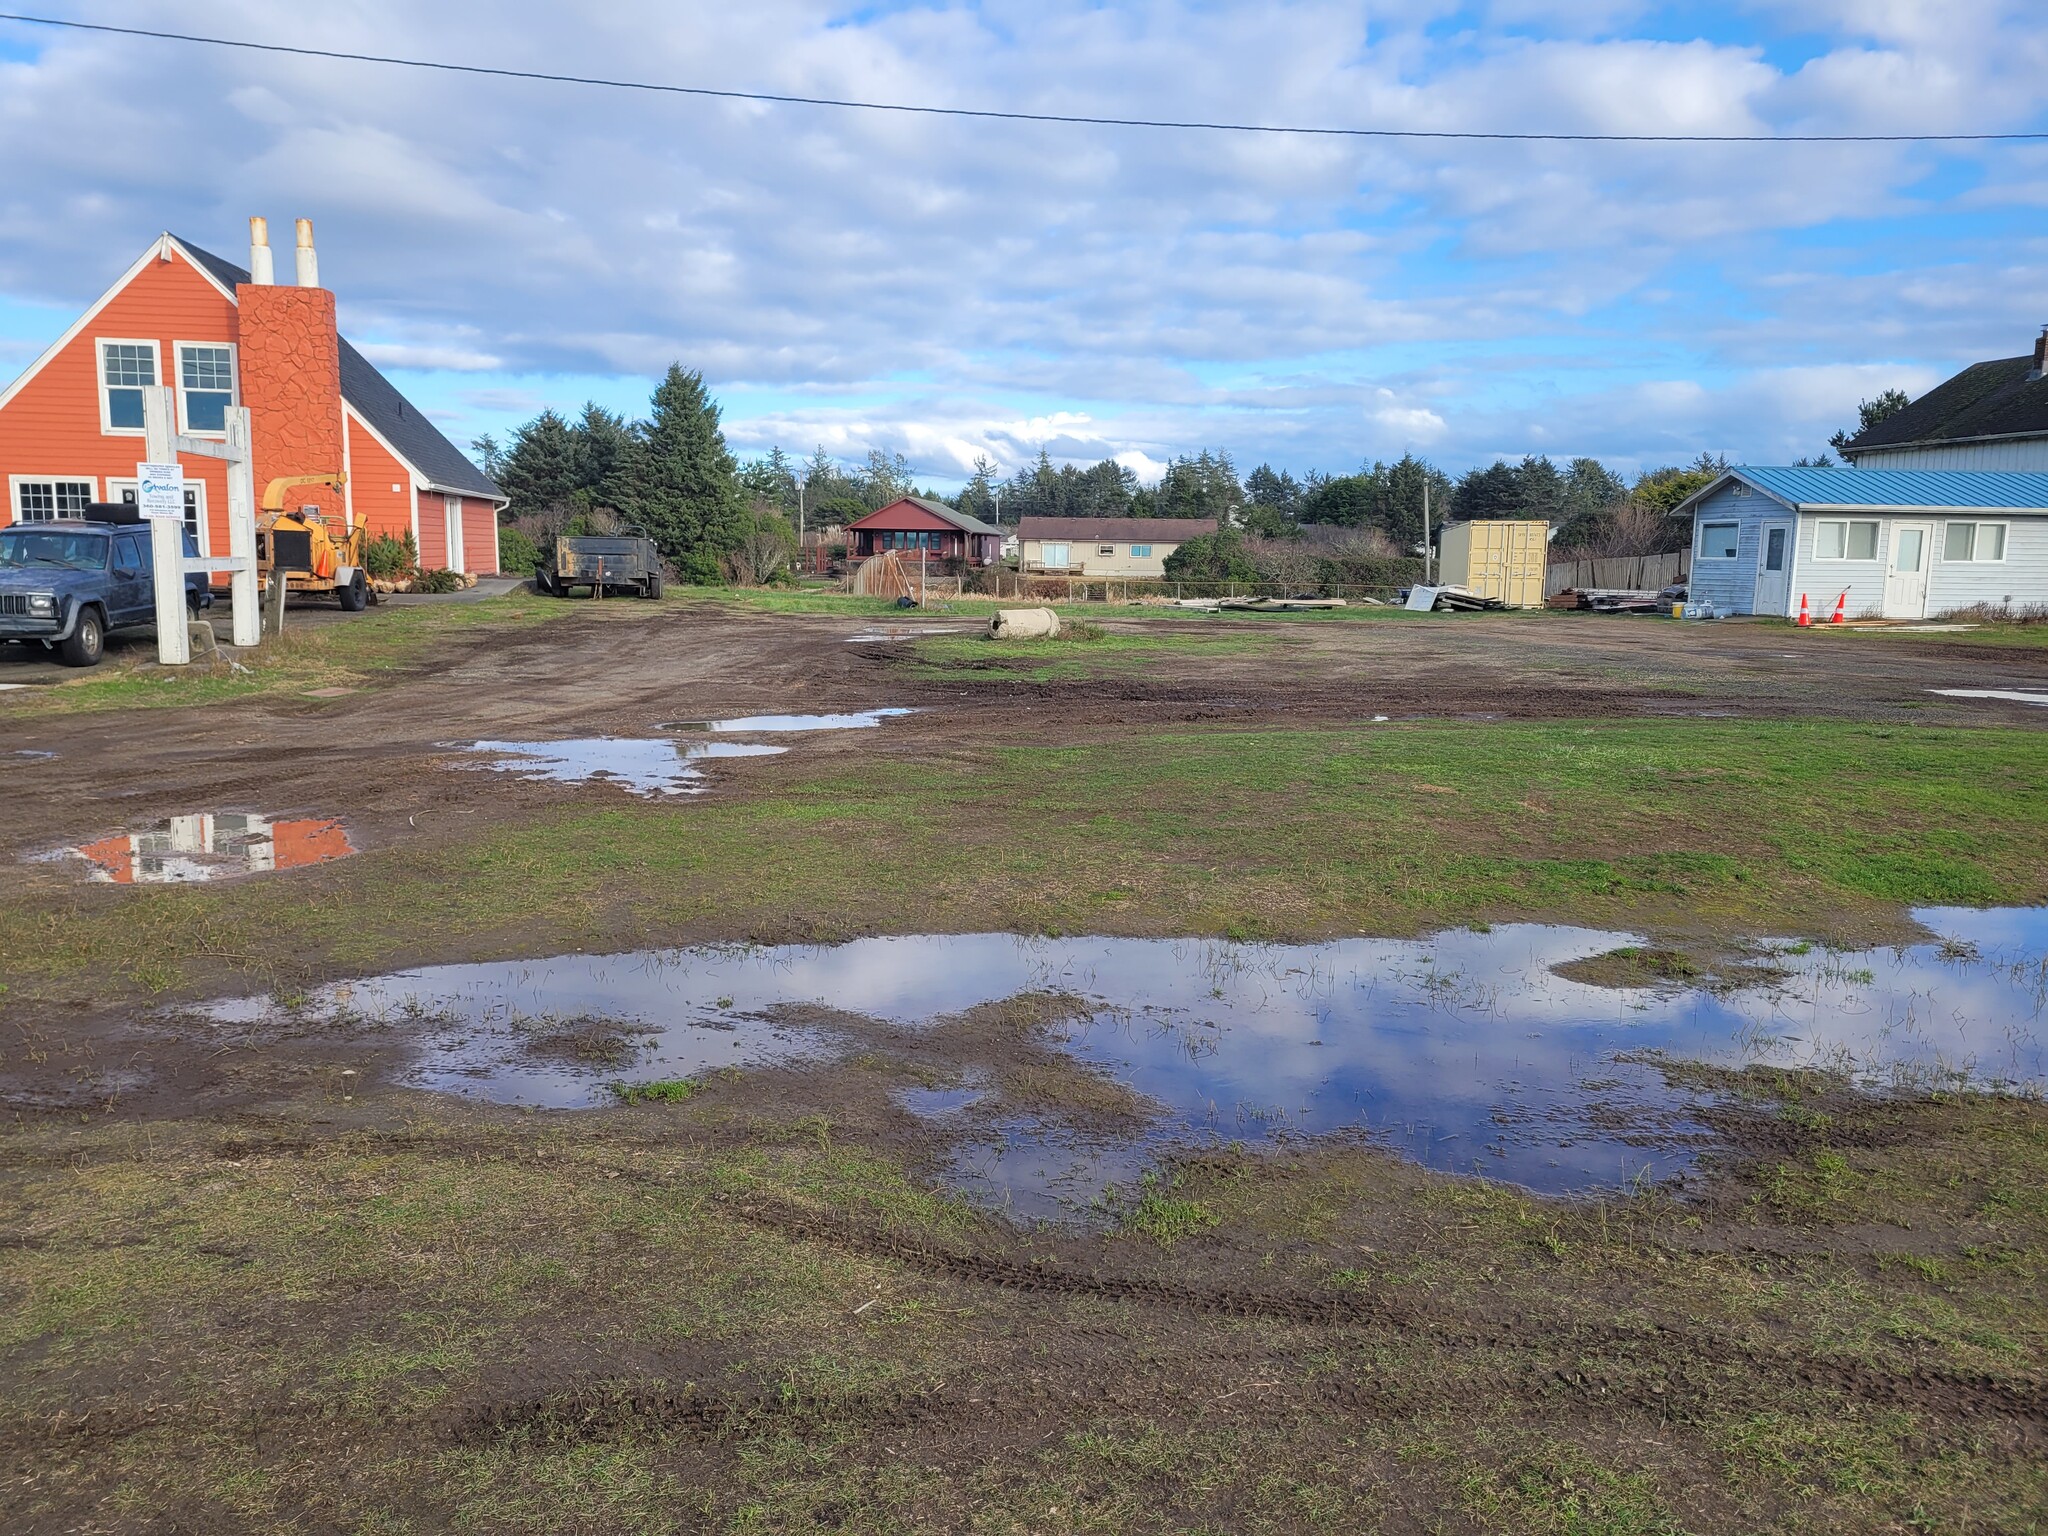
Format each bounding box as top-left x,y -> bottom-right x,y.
1679,467 -> 2048,620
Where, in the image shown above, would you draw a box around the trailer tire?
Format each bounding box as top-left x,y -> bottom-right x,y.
58,606 -> 105,668
338,570 -> 369,612
643,572 -> 663,600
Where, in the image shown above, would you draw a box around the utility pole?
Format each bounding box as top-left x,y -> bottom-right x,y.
1422,481 -> 1432,585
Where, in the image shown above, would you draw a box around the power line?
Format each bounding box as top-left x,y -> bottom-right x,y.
4,11 -> 2046,145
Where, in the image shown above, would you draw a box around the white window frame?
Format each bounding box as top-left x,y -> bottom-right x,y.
1130,543 -> 1153,558
1097,544 -> 1116,557
8,475 -> 99,525
1040,542 -> 1070,569
445,494 -> 465,573
1813,518 -> 1881,562
95,337 -> 161,437
173,340 -> 238,438
1697,521 -> 1740,561
1942,520 -> 2009,564
108,476 -> 208,550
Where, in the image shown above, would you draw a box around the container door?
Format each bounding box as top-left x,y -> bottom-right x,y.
1883,523 -> 1930,619
1751,523 -> 1792,615
444,495 -> 465,574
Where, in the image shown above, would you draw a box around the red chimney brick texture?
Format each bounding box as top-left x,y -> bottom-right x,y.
236,284 -> 346,522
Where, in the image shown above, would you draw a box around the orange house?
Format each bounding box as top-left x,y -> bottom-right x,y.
0,224 -> 506,572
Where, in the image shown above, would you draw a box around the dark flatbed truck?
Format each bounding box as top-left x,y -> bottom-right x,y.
536,532 -> 664,599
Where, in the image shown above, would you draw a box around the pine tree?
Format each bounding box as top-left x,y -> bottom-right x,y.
622,365 -> 747,582
496,409 -> 583,517
958,455 -> 999,525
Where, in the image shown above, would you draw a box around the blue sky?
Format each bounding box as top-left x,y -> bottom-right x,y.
3,1 -> 2046,489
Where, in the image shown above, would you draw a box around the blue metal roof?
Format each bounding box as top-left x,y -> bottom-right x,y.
1728,466 -> 2048,511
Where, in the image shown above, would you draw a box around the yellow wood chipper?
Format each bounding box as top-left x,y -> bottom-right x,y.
254,474 -> 377,612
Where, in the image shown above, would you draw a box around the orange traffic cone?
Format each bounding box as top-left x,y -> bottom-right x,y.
1797,593 -> 1810,627
1830,591 -> 1847,625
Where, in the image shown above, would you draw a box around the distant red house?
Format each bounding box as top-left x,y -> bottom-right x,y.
0,223 -> 508,573
845,497 -> 1003,567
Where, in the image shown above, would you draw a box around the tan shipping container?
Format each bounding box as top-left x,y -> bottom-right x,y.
1437,519 -> 1549,608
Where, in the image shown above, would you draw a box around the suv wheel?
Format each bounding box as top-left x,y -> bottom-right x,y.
59,607 -> 105,668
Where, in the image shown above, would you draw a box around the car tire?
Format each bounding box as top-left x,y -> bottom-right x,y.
337,571 -> 369,612
59,606 -> 105,668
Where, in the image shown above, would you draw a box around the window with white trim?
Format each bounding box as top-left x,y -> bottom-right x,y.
1942,521 -> 2007,563
98,341 -> 157,432
13,479 -> 95,523
176,343 -> 236,434
1130,544 -> 1153,557
1698,522 -> 1739,560
1814,519 -> 1880,560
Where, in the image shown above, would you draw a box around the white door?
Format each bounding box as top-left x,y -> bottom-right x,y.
444,495 -> 465,573
1883,523 -> 1930,618
1751,522 -> 1792,615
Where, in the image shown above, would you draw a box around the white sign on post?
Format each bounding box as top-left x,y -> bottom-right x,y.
136,463 -> 186,521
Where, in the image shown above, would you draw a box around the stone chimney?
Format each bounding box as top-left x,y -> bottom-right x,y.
236,217 -> 345,524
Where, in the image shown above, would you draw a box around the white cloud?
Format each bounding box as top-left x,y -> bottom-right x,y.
0,1 -> 2042,476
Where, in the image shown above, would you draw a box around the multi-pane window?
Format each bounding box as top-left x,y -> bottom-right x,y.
178,344 -> 235,432
100,342 -> 156,430
1131,544 -> 1153,557
1814,520 -> 1880,560
15,480 -> 94,522
1943,522 -> 2007,562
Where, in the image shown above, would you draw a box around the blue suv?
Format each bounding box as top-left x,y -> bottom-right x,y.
0,506 -> 212,667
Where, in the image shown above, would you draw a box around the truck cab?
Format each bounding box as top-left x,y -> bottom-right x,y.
0,506 -> 211,667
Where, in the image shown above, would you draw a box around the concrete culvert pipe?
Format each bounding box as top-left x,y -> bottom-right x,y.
989,607 -> 1061,639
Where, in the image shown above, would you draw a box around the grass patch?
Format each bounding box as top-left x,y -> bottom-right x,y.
0,589 -> 589,717
903,626 -> 1271,682
5,717 -> 2046,1007
608,1078 -> 698,1104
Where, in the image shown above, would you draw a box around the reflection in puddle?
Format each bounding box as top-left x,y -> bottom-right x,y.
696,708 -> 917,733
197,911 -> 2046,1212
9,749 -> 56,760
48,812 -> 354,884
894,1079 -> 989,1119
457,738 -> 786,796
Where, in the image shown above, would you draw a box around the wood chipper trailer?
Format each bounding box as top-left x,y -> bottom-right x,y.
536,530 -> 664,599
254,474 -> 375,612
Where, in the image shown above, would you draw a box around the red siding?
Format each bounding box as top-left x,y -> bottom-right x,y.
0,247 -> 236,553
847,499 -> 956,533
344,412 -> 416,545
460,496 -> 500,573
417,493 -> 450,570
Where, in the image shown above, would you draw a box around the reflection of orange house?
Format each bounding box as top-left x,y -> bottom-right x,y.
75,813 -> 353,884
0,224 -> 507,572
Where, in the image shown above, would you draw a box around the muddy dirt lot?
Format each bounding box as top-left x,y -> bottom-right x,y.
3,598 -> 2045,1533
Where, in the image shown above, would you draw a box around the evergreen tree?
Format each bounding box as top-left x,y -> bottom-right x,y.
958,455 -> 1000,525
1830,388 -> 1912,460
857,449 -> 917,511
577,404 -> 638,506
1243,464 -> 1302,521
620,365 -> 748,582
496,408 -> 583,518
1153,450 -> 1245,524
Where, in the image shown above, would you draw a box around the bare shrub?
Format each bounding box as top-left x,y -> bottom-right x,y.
1557,500 -> 1686,558
1247,537 -> 1325,595
724,528 -> 794,586
1936,601 -> 2048,626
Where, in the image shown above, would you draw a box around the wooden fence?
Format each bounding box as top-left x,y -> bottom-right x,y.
1544,550 -> 1689,598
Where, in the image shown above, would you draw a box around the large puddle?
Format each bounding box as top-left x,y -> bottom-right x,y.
43,812 -> 355,884
456,738 -> 786,796
197,910 -> 2046,1214
455,710 -> 915,796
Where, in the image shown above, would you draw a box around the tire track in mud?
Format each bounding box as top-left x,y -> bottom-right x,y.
721,1194 -> 2048,1433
